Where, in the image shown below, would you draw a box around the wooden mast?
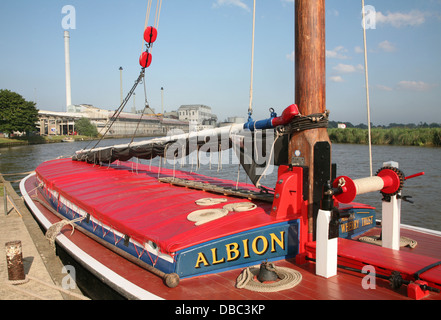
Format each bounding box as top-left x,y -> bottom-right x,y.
292,0 -> 331,239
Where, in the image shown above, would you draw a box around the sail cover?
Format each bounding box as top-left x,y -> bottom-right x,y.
72,124 -> 288,188
73,125 -> 241,163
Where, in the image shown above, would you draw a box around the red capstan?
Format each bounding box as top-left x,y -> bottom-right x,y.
139,52 -> 152,68
144,26 -> 158,44
271,104 -> 300,127
333,167 -> 405,204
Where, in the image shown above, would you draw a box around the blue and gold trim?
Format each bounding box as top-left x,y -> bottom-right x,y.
175,221 -> 300,278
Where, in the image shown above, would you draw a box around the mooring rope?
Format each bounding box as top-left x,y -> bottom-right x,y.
45,216 -> 87,249
236,264 -> 302,293
5,275 -> 90,300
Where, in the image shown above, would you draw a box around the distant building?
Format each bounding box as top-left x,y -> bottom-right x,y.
38,104 -> 189,137
163,111 -> 178,119
178,105 -> 217,131
338,123 -> 347,129
219,116 -> 246,127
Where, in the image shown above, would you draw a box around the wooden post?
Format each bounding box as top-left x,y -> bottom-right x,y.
5,240 -> 26,281
292,0 -> 331,239
3,185 -> 7,216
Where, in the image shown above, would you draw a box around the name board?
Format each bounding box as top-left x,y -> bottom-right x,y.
175,221 -> 299,278
339,208 -> 376,239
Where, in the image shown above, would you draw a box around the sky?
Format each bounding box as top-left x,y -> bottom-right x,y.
0,0 -> 440,126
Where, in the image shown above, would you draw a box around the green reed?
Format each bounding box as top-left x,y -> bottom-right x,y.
328,128 -> 441,147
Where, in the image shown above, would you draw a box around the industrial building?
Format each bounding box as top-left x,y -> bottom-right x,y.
38,104 -> 189,137
178,105 -> 217,131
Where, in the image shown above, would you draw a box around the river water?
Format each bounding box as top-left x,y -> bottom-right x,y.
1,138 -> 440,231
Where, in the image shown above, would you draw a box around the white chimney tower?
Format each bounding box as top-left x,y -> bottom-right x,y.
64,30 -> 72,109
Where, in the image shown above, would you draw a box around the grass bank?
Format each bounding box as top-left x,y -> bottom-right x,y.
328,127 -> 441,147
0,135 -> 96,148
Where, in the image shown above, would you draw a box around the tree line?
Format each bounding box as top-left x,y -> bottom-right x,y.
1,89 -> 440,146
328,127 -> 441,147
0,89 -> 97,138
328,120 -> 441,129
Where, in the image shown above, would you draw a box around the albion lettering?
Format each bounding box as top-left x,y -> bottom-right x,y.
195,231 -> 285,268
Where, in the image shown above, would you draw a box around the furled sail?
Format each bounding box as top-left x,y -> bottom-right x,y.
72,106 -> 300,188
73,124 -> 243,164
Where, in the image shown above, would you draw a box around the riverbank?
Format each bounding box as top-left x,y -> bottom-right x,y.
2,128 -> 441,148
0,135 -> 94,148
328,127 -> 441,147
0,134 -> 163,149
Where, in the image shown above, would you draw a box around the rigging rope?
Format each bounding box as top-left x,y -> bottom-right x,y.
130,0 -> 163,144
143,0 -> 162,51
80,1 -> 163,153
362,0 -> 373,176
86,69 -> 146,152
248,0 -> 257,118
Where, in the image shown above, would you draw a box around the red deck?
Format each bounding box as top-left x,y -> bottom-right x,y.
23,161 -> 441,300
306,237 -> 441,290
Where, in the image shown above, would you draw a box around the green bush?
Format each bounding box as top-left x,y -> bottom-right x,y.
328,128 -> 441,147
75,117 -> 98,137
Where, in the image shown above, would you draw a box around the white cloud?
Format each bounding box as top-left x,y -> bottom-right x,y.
376,84 -> 393,91
378,40 -> 397,52
330,76 -> 344,83
330,9 -> 340,17
397,81 -> 437,92
286,51 -> 295,62
333,63 -> 364,74
376,10 -> 426,28
354,46 -> 363,54
326,46 -> 349,59
212,0 -> 250,11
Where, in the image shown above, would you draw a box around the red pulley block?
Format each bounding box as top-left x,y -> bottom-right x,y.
139,52 -> 152,68
144,26 -> 158,44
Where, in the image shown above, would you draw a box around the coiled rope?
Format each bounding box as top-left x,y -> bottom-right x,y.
187,208 -> 229,226
195,198 -> 228,206
223,202 -> 257,212
236,264 -> 302,293
288,110 -> 329,133
358,235 -> 417,248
